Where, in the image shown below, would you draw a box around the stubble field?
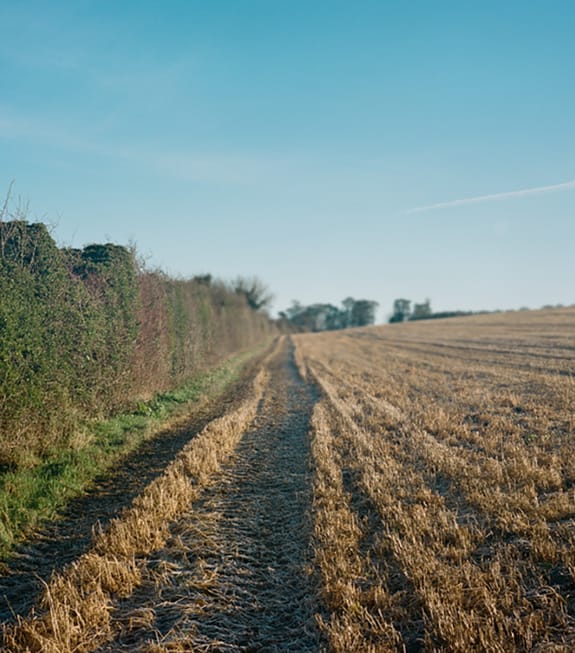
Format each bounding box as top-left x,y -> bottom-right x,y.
294,307 -> 575,651
2,308 -> 574,652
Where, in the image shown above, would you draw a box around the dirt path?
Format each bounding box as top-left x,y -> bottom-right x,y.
97,342 -> 322,652
0,359 -> 260,625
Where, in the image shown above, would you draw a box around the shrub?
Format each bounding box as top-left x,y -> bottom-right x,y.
0,218 -> 276,467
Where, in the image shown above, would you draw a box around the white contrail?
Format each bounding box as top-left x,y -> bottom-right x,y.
405,178 -> 575,214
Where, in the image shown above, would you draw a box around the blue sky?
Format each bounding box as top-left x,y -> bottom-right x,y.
1,1 -> 574,318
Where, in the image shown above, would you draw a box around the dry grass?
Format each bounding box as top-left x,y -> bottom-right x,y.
1,338 -> 282,653
295,308 -> 575,652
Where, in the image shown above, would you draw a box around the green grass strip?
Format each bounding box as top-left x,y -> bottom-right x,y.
0,343 -> 268,560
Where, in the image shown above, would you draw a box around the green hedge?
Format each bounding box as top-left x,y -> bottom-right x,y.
0,220 -> 275,467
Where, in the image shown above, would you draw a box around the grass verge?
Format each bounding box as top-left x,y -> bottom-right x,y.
0,342 -> 270,560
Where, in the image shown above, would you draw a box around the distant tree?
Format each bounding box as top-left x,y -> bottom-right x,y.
281,297 -> 379,332
286,303 -> 342,332
411,298 -> 432,320
285,300 -> 304,321
389,298 -> 411,323
341,296 -> 355,329
323,303 -> 346,330
310,304 -> 336,331
233,276 -> 274,312
350,299 -> 379,327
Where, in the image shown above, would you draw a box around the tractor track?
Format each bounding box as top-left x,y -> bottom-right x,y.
98,341 -> 323,652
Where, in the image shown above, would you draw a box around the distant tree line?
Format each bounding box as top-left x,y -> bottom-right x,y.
388,298 -> 492,323
280,297 -> 379,332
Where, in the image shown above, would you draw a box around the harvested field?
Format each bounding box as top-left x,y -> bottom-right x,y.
2,308 -> 574,652
1,338 -> 323,652
294,307 -> 575,652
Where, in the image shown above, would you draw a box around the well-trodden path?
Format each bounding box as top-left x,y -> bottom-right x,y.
99,342 -> 323,652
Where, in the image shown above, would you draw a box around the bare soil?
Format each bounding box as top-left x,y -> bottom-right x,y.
97,342 -> 323,651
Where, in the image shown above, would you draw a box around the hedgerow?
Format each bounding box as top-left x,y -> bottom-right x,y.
0,218 -> 275,468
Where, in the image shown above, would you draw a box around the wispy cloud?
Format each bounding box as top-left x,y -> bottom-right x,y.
0,108 -> 285,185
405,179 -> 575,214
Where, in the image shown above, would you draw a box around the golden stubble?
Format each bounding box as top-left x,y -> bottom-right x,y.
2,338 -> 282,653
295,308 -> 575,651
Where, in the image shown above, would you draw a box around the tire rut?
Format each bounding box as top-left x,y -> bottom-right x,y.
0,360 -> 260,625
98,342 -> 323,652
